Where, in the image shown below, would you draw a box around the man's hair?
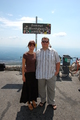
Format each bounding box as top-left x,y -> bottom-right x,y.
41,37 -> 49,41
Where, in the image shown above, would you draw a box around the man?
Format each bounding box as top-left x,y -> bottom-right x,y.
36,37 -> 60,110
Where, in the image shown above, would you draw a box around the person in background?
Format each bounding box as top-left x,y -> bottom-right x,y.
20,40 -> 38,110
36,37 -> 60,110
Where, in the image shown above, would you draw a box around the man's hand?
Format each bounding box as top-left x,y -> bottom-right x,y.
55,71 -> 58,76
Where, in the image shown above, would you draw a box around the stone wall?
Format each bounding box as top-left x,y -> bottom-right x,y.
5,65 -> 22,71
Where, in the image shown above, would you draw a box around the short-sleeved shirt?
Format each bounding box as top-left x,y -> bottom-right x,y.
36,48 -> 60,80
23,52 -> 36,72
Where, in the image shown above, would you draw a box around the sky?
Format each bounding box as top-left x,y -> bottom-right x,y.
0,0 -> 80,49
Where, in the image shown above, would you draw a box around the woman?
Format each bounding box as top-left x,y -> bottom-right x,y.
20,40 -> 38,110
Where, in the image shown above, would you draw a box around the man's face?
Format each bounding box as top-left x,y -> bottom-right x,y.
41,38 -> 49,49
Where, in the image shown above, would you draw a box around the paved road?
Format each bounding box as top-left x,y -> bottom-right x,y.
0,71 -> 80,120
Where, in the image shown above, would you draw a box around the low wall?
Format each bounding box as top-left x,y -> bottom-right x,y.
5,65 -> 22,71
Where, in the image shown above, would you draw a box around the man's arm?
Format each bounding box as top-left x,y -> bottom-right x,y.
55,62 -> 60,76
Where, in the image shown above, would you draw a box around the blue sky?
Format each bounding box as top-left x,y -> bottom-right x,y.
0,0 -> 80,49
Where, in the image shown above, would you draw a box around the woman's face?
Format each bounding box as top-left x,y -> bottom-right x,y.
28,44 -> 35,51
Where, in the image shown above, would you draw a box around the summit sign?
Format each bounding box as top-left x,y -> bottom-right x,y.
23,23 -> 51,34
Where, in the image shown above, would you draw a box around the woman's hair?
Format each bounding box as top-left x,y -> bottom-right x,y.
28,40 -> 36,47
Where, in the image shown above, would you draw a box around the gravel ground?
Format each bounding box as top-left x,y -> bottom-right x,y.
0,71 -> 80,120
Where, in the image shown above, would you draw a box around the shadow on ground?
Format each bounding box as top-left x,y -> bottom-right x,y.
57,76 -> 72,81
0,102 -> 11,120
1,84 -> 22,92
16,105 -> 54,120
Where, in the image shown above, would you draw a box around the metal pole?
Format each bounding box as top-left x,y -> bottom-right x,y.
35,16 -> 37,51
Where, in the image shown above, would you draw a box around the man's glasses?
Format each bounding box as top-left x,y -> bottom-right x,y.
42,40 -> 49,43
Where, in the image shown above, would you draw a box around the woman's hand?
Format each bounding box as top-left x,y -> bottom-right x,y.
22,75 -> 26,82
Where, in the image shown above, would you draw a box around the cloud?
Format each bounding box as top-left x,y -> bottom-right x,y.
53,32 -> 67,37
0,17 -> 43,29
19,17 -> 43,22
7,14 -> 13,16
38,18 -> 43,21
19,17 -> 35,22
0,37 -> 3,39
0,17 -> 21,29
9,36 -> 18,39
52,10 -> 55,14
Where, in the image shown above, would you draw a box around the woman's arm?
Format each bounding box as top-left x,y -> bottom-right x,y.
22,58 -> 26,82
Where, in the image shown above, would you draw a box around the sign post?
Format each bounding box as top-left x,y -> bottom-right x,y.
35,16 -> 37,51
23,17 -> 51,51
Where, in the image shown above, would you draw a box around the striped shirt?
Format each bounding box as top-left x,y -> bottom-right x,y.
36,47 -> 60,80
